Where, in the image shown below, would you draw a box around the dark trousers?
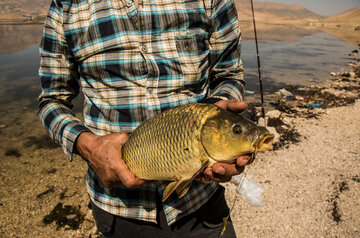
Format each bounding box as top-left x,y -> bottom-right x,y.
91,186 -> 237,238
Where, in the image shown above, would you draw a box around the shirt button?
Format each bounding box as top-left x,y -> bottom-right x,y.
142,45 -> 148,53
147,88 -> 153,94
126,1 -> 133,7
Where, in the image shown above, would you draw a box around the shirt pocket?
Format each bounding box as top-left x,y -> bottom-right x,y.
175,34 -> 209,85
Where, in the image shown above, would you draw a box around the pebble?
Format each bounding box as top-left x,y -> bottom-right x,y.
295,95 -> 305,101
257,117 -> 268,127
281,125 -> 289,130
266,126 -> 280,144
279,88 -> 293,97
349,71 -> 355,79
66,214 -> 77,220
0,124 -> 7,129
279,88 -> 294,100
266,110 -> 281,119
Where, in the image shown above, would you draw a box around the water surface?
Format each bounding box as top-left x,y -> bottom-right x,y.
0,25 -> 357,116
242,32 -> 356,95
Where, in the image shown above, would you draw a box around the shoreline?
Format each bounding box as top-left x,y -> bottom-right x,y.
0,15 -> 45,25
261,49 -> 360,149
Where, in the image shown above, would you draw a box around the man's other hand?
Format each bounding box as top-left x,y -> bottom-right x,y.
76,132 -> 145,188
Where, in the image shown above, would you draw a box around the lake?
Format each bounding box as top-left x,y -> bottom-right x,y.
0,24 -> 357,116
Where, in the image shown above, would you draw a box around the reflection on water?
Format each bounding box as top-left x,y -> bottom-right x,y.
242,32 -> 356,96
0,44 -> 41,111
0,24 -> 357,116
0,24 -> 43,54
240,23 -> 320,42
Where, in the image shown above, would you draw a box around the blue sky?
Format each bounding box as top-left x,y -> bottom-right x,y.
257,0 -> 360,16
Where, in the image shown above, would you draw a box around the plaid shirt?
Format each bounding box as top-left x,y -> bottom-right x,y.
39,0 -> 244,225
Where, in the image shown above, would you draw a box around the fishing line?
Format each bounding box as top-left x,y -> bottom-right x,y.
219,153 -> 256,238
220,0 -> 266,236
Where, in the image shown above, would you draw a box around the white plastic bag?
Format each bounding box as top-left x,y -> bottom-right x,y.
231,173 -> 266,206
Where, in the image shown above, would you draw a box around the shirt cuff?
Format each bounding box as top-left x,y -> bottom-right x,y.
61,121 -> 92,161
207,80 -> 245,102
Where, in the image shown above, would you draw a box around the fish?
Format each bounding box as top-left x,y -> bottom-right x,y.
121,103 -> 274,201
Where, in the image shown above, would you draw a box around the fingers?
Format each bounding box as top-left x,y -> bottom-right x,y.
200,164 -> 243,183
213,163 -> 244,179
116,159 -> 145,188
113,132 -> 145,188
87,132 -> 145,189
109,131 -> 130,145
215,99 -> 248,113
226,100 -> 248,113
199,155 -> 252,183
119,174 -> 145,188
194,172 -> 212,184
98,162 -> 145,188
236,154 -> 252,166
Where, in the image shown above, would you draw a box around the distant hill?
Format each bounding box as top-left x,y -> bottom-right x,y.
321,7 -> 360,25
234,0 -> 322,22
0,0 -> 322,24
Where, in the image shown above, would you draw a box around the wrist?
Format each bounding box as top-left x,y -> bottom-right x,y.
75,132 -> 98,160
202,97 -> 223,104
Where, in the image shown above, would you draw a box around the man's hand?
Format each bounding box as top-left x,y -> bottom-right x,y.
196,99 -> 252,183
76,132 -> 145,188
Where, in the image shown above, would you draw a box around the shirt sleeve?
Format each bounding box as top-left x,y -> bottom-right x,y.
38,0 -> 91,161
206,0 -> 245,102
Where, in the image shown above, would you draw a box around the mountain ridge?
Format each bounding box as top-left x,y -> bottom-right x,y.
320,7 -> 360,25
0,0 -> 335,24
234,0 -> 322,21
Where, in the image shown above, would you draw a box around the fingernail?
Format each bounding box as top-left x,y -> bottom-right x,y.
215,166 -> 225,175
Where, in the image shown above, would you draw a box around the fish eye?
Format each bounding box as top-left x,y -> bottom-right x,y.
232,124 -> 242,135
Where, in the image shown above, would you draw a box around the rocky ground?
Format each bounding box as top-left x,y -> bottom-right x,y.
227,54 -> 360,237
0,52 -> 359,237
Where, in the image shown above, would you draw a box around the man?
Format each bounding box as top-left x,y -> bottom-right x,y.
39,0 -> 250,237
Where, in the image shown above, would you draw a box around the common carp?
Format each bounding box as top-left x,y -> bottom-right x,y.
122,103 -> 273,201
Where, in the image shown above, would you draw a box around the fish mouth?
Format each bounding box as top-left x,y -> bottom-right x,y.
255,133 -> 274,152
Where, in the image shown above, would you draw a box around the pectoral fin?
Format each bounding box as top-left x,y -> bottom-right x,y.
176,181 -> 192,198
190,160 -> 209,180
163,179 -> 184,202
162,161 -> 210,202
163,180 -> 192,202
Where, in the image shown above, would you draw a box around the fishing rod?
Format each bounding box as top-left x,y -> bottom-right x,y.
250,0 -> 265,119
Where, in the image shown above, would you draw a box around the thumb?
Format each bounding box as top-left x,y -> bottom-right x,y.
110,132 -> 130,145
227,100 -> 248,113
215,99 -> 248,113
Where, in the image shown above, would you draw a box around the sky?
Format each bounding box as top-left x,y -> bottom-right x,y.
257,0 -> 360,16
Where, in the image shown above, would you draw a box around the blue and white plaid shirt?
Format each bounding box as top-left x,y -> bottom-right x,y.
39,0 -> 244,225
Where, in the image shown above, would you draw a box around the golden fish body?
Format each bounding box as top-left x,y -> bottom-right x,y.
121,103 -> 273,201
